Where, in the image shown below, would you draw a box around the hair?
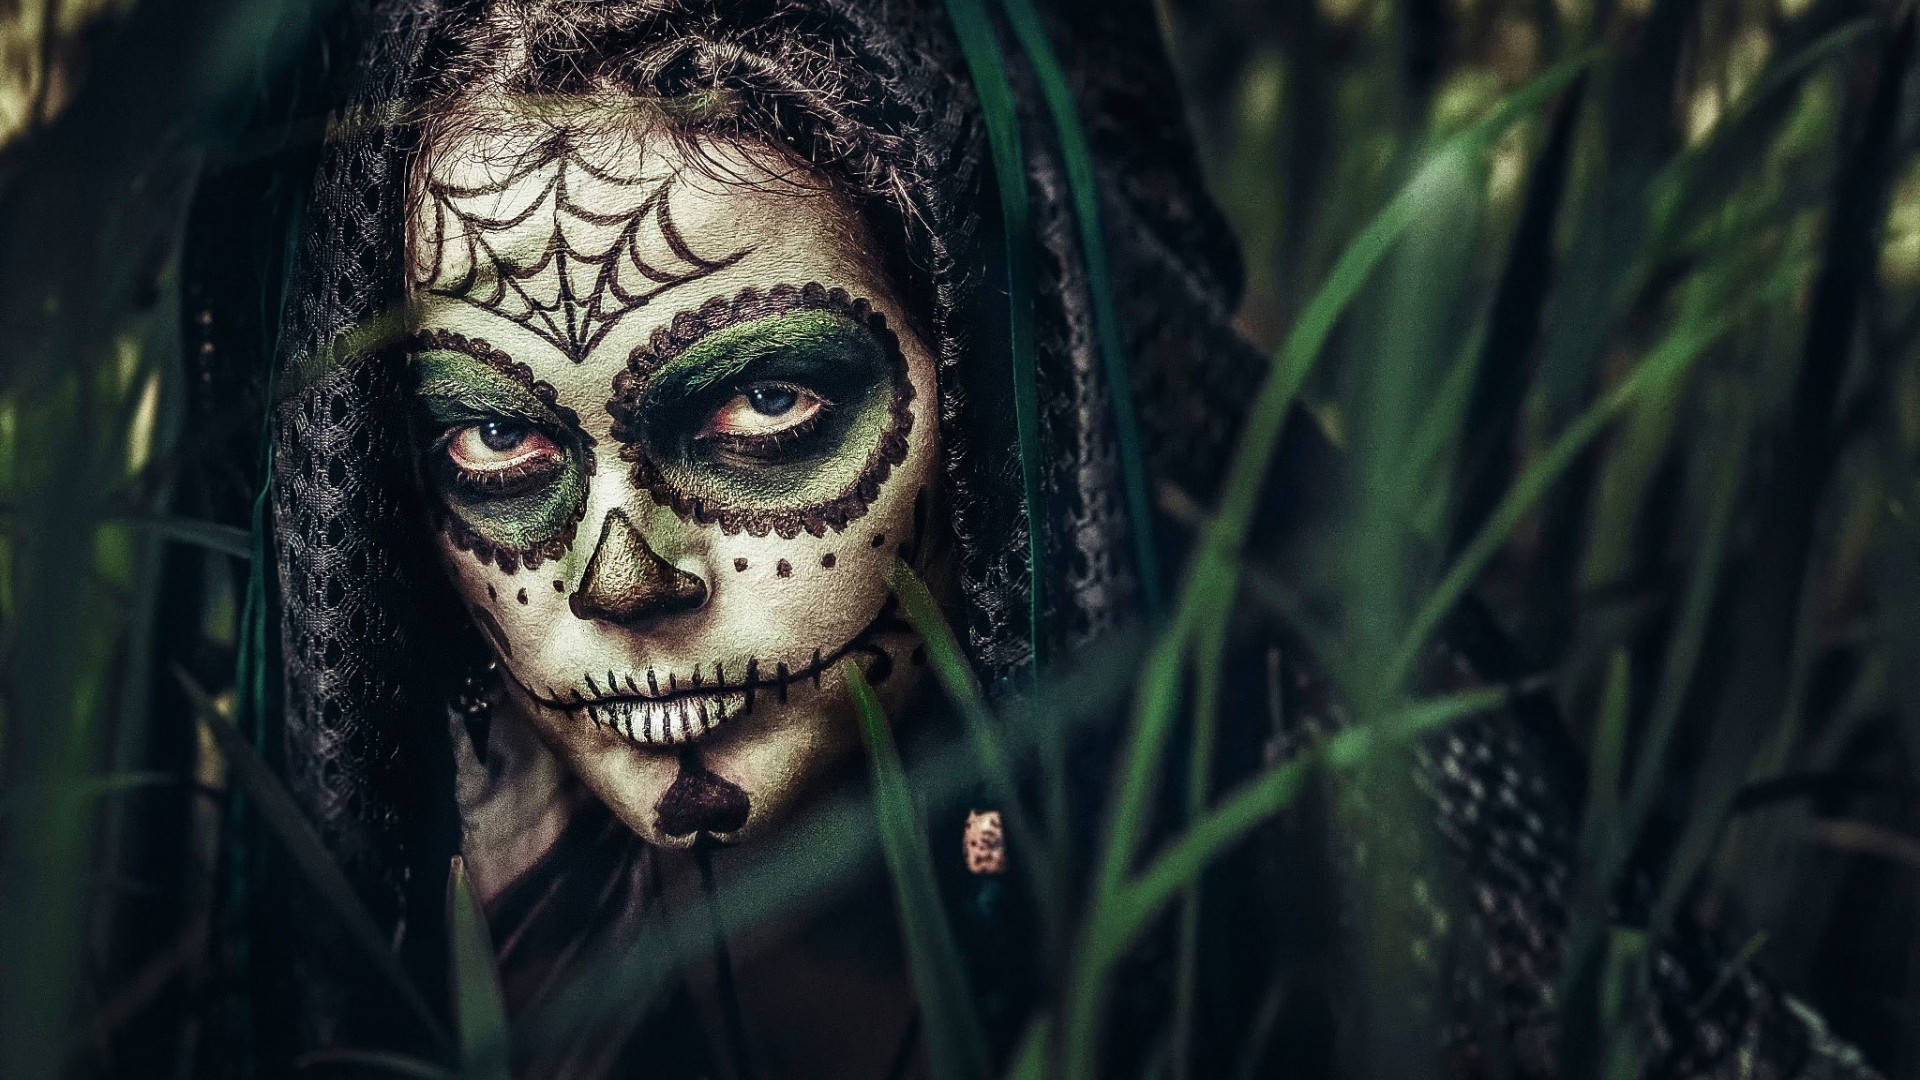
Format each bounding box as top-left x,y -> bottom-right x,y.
404,0 -> 947,326
396,0 -> 994,668
259,0 -> 1267,1065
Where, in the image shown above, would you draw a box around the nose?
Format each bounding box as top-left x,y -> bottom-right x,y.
568,508 -> 708,626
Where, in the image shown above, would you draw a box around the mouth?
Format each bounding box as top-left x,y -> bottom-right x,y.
508,598 -> 904,748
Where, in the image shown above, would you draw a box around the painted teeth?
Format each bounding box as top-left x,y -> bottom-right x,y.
553,622 -> 897,745
582,690 -> 751,747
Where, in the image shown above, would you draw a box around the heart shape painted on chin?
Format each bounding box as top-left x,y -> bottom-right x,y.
655,754 -> 751,837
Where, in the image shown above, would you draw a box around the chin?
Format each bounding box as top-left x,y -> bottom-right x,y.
506,657 -> 892,850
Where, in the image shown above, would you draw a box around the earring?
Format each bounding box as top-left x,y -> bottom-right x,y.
963,808 -> 1007,875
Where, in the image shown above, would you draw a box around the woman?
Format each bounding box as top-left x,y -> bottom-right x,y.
199,0 -> 1879,1076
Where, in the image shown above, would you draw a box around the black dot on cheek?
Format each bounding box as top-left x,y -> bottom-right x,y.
734,557 -> 749,572
552,579 -> 564,592
776,559 -> 792,578
517,588 -> 528,605
871,534 -> 886,548
486,584 -> 496,601
821,553 -> 836,569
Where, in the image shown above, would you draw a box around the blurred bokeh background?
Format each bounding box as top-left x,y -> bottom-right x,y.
1156,0 -> 1920,1070
2,0 -> 1918,1076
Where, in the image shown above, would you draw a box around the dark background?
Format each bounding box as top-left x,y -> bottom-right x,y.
2,0 -> 1918,1076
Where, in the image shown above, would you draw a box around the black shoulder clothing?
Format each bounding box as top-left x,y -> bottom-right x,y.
180,1 -> 1882,1076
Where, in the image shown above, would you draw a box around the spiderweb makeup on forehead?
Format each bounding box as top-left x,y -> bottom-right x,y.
413,137 -> 752,364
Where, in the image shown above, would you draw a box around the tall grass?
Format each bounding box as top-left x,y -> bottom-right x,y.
2,0 -> 1918,1077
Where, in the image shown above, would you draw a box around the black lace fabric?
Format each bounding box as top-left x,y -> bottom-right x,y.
237,0 -> 1885,1076
1256,647 -> 1884,1080
268,0 -> 460,1054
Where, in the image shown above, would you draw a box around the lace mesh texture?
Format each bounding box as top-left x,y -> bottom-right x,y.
232,0 -> 1884,1075
268,0 -> 464,1054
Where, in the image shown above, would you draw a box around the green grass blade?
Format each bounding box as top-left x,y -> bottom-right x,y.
290,1050 -> 459,1079
1004,1020 -> 1051,1080
1556,393 -> 1751,1076
1172,605 -> 1229,1079
1447,79 -> 1583,554
997,0 -> 1164,618
1597,928 -> 1649,1080
889,560 -> 1055,917
121,514 -> 251,559
0,771 -> 177,821
1093,597 -> 1200,905
1103,41 -> 1594,918
1210,51 -> 1595,557
1402,318 -> 1490,535
1062,58 -> 1594,1080
944,0 -> 1048,671
1094,119 -> 1495,904
1585,649 -> 1633,861
1650,19 -> 1876,249
174,666 -> 454,1055
848,660 -> 989,1080
1558,648 -> 1635,1074
1097,685 -> 1516,962
1381,289 -> 1773,695
447,856 -> 509,1080
1616,397 -> 1750,853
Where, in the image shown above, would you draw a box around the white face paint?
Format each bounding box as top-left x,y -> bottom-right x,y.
407,122 -> 939,849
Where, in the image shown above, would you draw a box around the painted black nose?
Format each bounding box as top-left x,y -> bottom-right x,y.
568,509 -> 708,625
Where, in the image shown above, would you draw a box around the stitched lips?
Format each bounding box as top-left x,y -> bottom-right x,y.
506,598 -> 902,747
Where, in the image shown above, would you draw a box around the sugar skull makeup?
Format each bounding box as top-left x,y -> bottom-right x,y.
407,123 -> 939,849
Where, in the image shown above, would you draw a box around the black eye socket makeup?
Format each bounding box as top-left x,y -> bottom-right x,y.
643,327 -> 879,470
408,329 -> 598,573
607,283 -> 915,540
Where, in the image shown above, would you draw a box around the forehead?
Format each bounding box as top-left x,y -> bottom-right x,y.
407,121 -> 888,391
409,120 -> 866,274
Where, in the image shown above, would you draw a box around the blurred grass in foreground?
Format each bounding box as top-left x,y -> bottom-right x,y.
2,0 -> 1919,1077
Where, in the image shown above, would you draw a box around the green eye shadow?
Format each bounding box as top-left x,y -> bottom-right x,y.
409,329 -> 594,572
606,283 -> 915,540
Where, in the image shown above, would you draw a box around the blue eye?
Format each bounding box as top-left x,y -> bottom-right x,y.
746,385 -> 799,416
694,382 -> 829,444
478,420 -> 529,451
447,420 -> 559,475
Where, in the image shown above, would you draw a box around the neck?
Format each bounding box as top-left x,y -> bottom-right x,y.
646,759 -> 924,1080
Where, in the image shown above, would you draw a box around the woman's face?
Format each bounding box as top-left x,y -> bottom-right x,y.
406,122 -> 939,849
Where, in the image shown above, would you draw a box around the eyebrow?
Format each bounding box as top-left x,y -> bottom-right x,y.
669,309 -> 875,396
413,367 -> 552,421
407,329 -> 586,434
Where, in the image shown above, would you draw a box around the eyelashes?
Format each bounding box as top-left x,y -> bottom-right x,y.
698,409 -> 830,463
691,381 -> 835,463
435,377 -> 837,498
431,378 -> 836,505
418,288 -> 909,549
437,420 -> 568,496
447,420 -> 558,472
609,296 -> 910,527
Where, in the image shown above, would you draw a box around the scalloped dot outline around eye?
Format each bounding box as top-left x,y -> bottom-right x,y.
603,282 -> 916,542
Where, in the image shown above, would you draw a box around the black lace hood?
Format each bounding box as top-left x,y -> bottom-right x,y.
179,4 -> 1891,1078
236,0 -> 1265,1065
